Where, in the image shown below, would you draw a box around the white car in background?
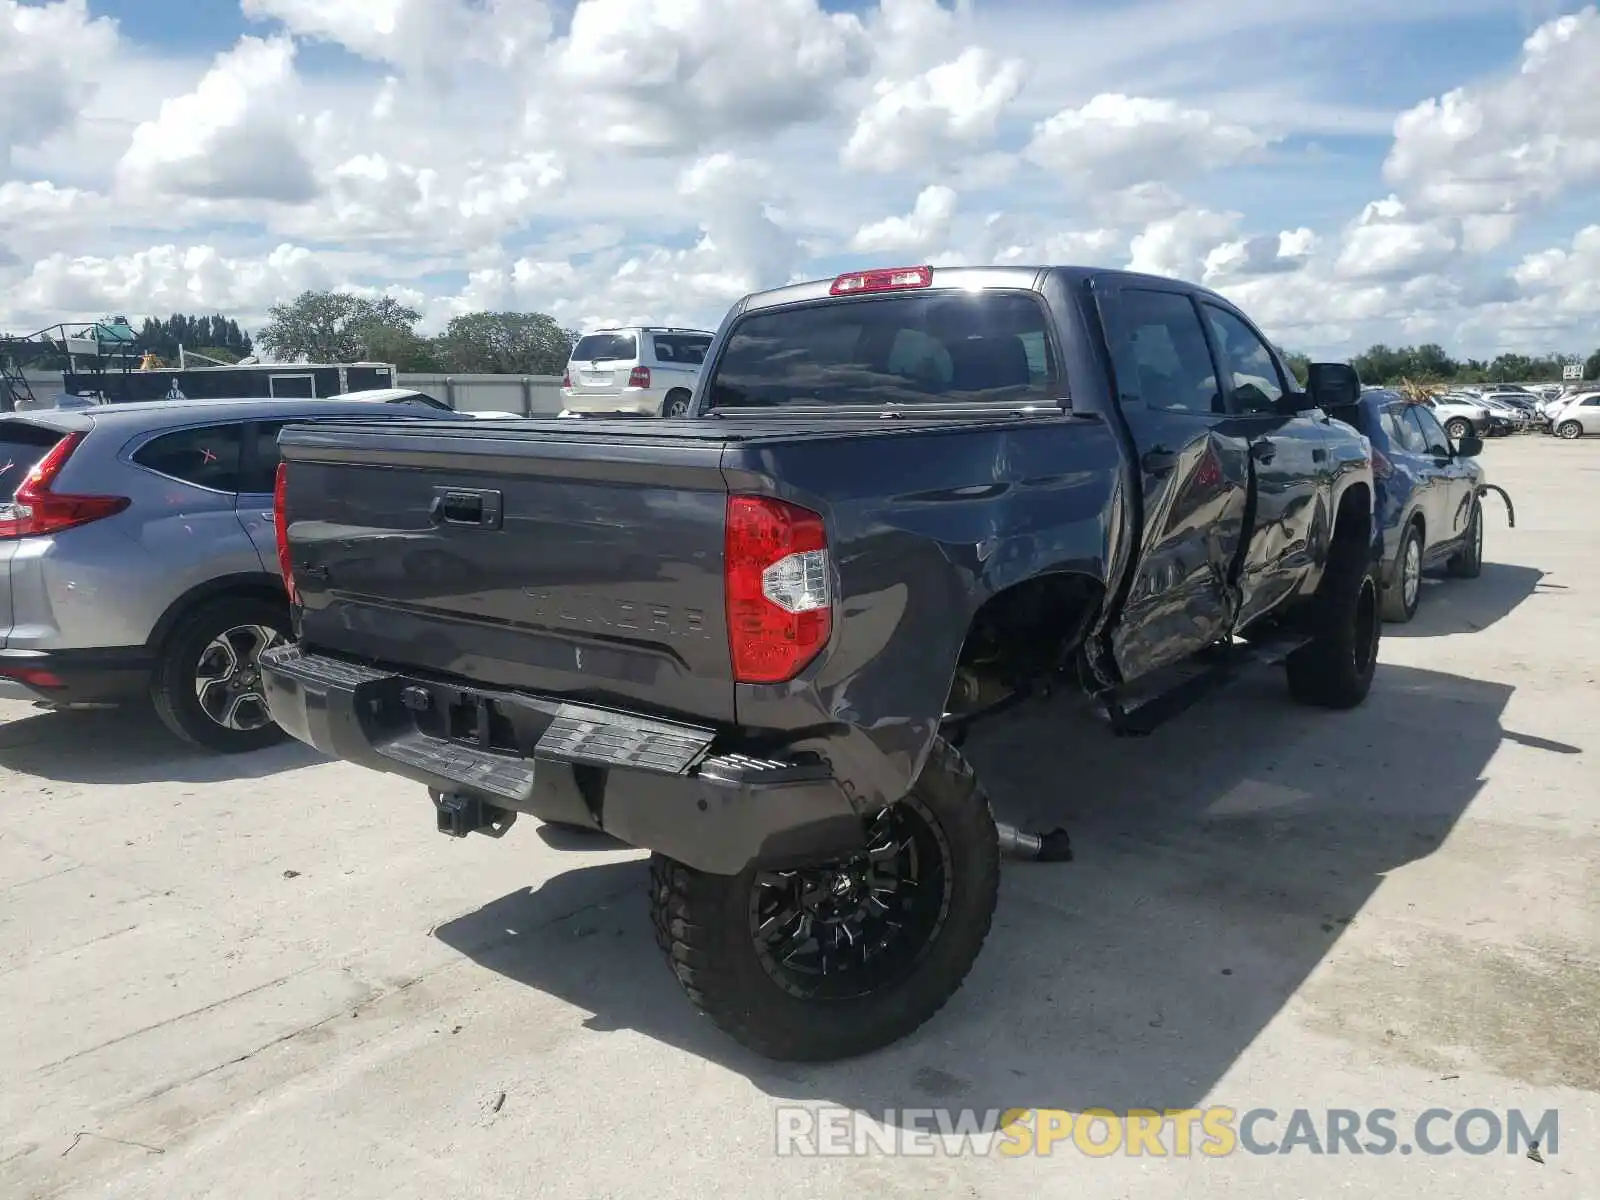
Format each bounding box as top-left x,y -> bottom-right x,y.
559,326 -> 715,417
1550,393 -> 1600,439
1423,394 -> 1491,440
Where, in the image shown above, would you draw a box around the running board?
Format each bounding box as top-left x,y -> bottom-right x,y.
1097,634 -> 1312,738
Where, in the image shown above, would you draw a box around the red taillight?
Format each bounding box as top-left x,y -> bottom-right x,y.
0,432 -> 129,540
628,365 -> 651,388
561,369 -> 571,388
724,495 -> 832,684
273,461 -> 298,606
829,265 -> 933,296
0,666 -> 65,689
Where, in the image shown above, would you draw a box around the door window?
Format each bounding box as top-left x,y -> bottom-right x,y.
131,423 -> 245,493
1388,407 -> 1429,454
1201,304 -> 1286,416
1110,289 -> 1221,415
1407,407 -> 1451,456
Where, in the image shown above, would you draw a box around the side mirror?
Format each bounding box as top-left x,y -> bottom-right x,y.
1306,362 -> 1361,410
1454,435 -> 1484,458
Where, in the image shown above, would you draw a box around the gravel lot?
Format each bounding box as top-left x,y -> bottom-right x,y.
2,436 -> 1596,1199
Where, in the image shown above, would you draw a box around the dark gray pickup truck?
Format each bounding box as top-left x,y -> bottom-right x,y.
261,264 -> 1379,1062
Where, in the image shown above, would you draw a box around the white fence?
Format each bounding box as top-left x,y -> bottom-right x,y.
7,369 -> 566,415
395,373 -> 565,416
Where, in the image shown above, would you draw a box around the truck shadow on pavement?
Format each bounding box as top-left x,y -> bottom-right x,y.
435,661 -> 1537,1120
1390,562 -> 1544,638
0,704 -> 322,784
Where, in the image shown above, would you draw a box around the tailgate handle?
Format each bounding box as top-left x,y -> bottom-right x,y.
430,488 -> 502,529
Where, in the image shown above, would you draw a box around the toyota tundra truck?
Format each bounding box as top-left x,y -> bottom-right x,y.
260,264 -> 1380,1062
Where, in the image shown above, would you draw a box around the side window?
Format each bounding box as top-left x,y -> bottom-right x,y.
240,421 -> 292,494
651,334 -> 711,365
1388,408 -> 1427,453
132,423 -> 244,493
1411,407 -> 1452,455
1202,304 -> 1286,416
1111,289 -> 1222,415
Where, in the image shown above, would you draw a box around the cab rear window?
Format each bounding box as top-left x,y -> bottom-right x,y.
705,291 -> 1057,410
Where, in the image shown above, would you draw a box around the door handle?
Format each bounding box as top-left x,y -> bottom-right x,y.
1250,441 -> 1276,464
1141,448 -> 1179,474
1311,447 -> 1327,462
429,487 -> 503,528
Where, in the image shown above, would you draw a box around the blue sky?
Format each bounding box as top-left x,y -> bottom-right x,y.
3,0 -> 1598,357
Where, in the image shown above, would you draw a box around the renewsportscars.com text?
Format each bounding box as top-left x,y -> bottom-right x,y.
773,1106 -> 1559,1158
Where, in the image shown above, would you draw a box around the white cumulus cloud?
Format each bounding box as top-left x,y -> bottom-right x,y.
117,36 -> 317,203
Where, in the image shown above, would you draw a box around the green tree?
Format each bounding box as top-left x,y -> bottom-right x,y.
257,291 -> 423,363
136,312 -> 253,363
362,323 -> 441,371
1282,350 -> 1311,386
1585,349 -> 1600,381
432,311 -> 576,374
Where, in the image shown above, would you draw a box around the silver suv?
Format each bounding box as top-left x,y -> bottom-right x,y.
0,396 -> 458,751
559,326 -> 714,417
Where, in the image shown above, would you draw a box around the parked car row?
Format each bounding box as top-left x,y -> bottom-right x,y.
1426,382 -> 1600,440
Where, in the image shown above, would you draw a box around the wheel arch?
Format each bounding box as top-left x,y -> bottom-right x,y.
946,569 -> 1106,708
145,572 -> 287,654
1324,472 -> 1374,561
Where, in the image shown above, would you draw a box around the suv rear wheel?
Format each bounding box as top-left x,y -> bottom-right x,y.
152,595 -> 291,753
661,390 -> 692,417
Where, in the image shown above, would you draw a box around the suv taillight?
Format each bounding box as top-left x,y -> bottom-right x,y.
273,461 -> 298,606
629,365 -> 651,388
561,369 -> 571,388
0,432 -> 129,539
724,495 -> 832,684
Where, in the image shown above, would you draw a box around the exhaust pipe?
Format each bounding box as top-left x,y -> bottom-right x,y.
995,821 -> 1074,862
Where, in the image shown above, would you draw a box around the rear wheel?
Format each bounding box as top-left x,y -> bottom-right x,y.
661,390 -> 692,417
649,736 -> 999,1061
152,596 -> 290,753
1445,418 -> 1472,440
1557,420 -> 1583,440
1381,521 -> 1423,622
1286,536 -> 1381,709
1446,498 -> 1484,579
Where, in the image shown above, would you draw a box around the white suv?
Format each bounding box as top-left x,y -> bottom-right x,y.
559,326 -> 715,417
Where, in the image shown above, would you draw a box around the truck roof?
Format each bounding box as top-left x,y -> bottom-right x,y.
737,264 -> 1239,313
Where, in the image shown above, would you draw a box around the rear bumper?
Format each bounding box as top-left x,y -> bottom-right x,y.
0,645 -> 153,705
557,387 -> 661,416
259,645 -> 868,876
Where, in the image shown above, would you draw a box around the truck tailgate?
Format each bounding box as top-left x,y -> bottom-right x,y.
276,421 -> 737,723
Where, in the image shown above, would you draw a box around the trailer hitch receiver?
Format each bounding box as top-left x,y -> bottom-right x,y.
433,790 -> 518,838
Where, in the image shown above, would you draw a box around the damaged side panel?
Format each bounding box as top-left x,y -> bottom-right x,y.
1107,426 -> 1252,680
